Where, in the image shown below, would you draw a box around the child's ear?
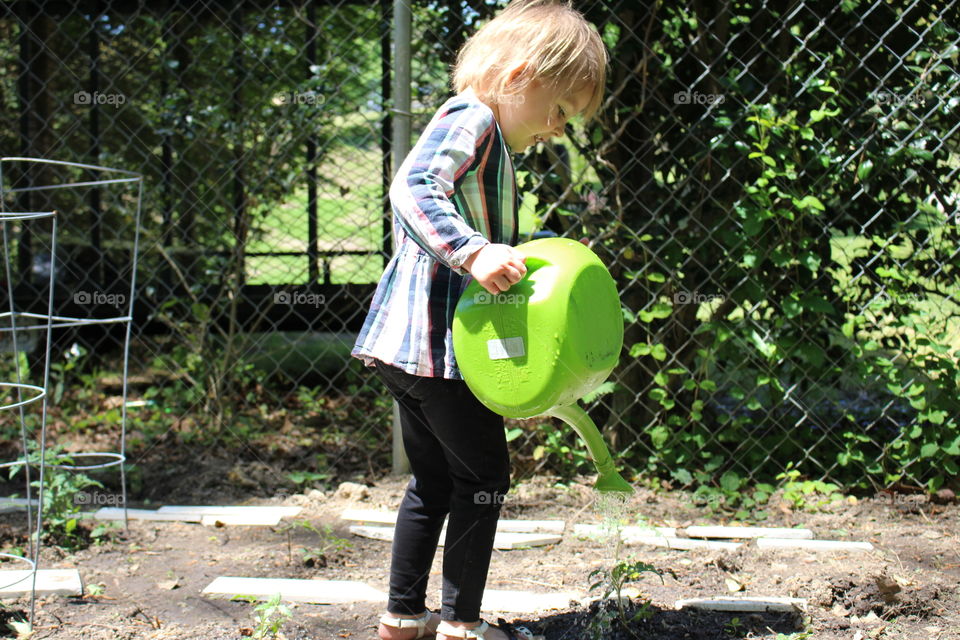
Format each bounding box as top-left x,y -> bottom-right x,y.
505,61 -> 530,87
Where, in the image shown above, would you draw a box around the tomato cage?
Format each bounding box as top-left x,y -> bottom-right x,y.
0,158 -> 143,628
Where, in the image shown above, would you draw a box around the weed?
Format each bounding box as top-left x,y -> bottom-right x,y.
724,616 -> 744,636
776,464 -> 843,511
690,470 -> 774,521
7,446 -> 102,549
252,593 -> 293,640
530,420 -> 593,478
277,519 -> 351,568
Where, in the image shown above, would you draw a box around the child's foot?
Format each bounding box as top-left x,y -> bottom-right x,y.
377,611 -> 441,640
436,626 -> 510,640
436,619 -> 542,640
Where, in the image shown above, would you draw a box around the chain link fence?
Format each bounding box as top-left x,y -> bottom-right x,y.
1,0 -> 957,501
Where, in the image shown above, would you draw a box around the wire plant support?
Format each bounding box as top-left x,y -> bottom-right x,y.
0,208 -> 55,629
0,158 -> 143,626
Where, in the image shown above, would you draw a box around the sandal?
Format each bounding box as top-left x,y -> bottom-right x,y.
436,618 -> 543,640
379,610 -> 438,639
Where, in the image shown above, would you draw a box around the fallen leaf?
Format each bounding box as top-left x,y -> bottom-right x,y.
724,577 -> 744,592
893,574 -> 915,588
6,619 -> 33,639
875,574 -> 901,600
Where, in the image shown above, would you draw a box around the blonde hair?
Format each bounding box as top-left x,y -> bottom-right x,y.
452,0 -> 608,121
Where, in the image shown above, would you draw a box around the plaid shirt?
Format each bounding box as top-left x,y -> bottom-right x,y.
352,88 -> 518,378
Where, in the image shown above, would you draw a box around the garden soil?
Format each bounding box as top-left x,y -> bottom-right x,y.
2,465 -> 958,640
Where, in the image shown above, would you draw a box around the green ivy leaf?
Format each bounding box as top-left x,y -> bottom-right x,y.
920,443 -> 939,459
795,195 -> 825,211
720,471 -> 741,492
639,302 -> 673,323
649,425 -> 670,448
581,381 -> 617,403
783,297 -> 802,318
800,252 -> 822,273
920,409 -> 947,424
505,427 -> 524,442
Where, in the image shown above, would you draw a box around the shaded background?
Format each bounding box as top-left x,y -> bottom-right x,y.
1,0 -> 958,503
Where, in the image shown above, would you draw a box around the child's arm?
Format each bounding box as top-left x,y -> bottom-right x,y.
389,103 -> 526,294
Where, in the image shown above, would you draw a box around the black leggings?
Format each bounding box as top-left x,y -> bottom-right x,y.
374,361 -> 510,622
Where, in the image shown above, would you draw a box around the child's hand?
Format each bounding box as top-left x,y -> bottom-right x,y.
463,244 -> 527,294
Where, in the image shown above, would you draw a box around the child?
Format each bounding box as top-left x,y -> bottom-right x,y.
351,1 -> 607,638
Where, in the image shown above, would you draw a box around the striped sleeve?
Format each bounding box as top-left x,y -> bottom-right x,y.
388,101 -> 494,274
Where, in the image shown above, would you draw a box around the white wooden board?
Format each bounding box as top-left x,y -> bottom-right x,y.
341,509 -> 564,534
92,506 -> 299,525
676,596 -> 808,612
572,523 -> 678,540
91,507 -> 203,522
159,505 -> 302,517
684,526 -> 814,540
201,514 -> 283,526
629,536 -> 743,551
349,525 -> 561,550
756,538 -> 874,551
0,496 -> 38,514
476,589 -> 579,613
0,569 -> 83,597
202,577 -> 386,604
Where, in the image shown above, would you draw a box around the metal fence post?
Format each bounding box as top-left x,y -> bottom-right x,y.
390,0 -> 412,475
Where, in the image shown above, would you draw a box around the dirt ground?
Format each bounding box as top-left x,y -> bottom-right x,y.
2,470 -> 958,640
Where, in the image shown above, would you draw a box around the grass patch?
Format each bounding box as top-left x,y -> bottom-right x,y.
248,144 -> 385,285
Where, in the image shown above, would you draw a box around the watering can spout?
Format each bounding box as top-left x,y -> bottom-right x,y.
545,403 -> 634,494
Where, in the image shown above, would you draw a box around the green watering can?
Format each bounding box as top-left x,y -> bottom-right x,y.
452,237 -> 633,493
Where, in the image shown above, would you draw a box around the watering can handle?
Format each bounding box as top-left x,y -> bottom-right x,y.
544,403 -> 633,493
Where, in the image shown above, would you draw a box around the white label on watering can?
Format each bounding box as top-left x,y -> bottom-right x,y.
487,337 -> 525,360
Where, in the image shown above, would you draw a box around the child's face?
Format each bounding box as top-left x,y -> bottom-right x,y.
493,78 -> 593,153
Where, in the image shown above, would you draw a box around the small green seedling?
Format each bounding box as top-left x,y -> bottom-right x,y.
588,559 -> 670,638
233,593 -> 293,640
